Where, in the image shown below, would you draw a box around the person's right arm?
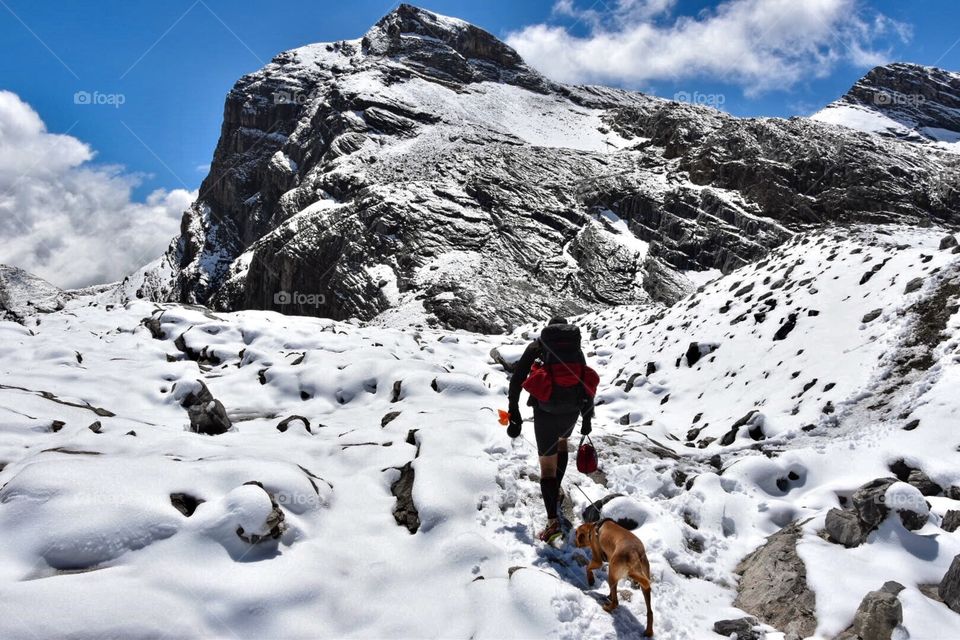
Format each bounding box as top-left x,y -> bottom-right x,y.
508,341 -> 539,416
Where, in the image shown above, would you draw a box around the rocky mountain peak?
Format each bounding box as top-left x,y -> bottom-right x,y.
360,4 -> 544,88
814,62 -> 960,149
126,7 -> 960,333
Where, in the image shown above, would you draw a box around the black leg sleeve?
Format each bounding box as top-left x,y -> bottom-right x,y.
540,477 -> 559,520
556,447 -> 569,485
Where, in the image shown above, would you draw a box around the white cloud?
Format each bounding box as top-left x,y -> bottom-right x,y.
0,91 -> 195,289
507,0 -> 911,93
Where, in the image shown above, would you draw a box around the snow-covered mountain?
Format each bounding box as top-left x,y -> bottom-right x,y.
813,62 -> 960,153
123,5 -> 959,332
2,226 -> 959,638
4,5 -> 960,638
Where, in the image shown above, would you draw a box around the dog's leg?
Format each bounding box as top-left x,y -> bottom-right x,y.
630,570 -> 653,637
602,564 -> 621,613
585,555 -> 602,587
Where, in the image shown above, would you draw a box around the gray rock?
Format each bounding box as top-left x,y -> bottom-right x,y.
825,508 -> 866,548
390,461 -> 420,534
904,277 -> 924,294
881,581 -> 906,595
845,585 -> 903,640
489,347 -> 517,372
940,235 -> 958,250
940,554 -> 960,613
852,478 -> 897,530
721,410 -> 762,446
942,510 -> 960,533
380,411 -> 402,428
685,341 -> 719,367
895,494 -> 930,531
861,309 -> 882,323
907,469 -> 943,496
582,494 -> 625,523
181,380 -> 233,435
713,617 -> 762,640
734,522 -> 816,638
187,399 -> 232,436
277,415 -> 311,433
170,493 -> 204,517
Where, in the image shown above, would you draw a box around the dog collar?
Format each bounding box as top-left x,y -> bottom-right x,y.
593,518 -> 612,562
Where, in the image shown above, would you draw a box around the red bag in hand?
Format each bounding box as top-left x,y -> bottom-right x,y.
577,435 -> 598,474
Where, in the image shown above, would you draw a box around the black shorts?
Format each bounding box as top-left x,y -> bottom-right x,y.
533,406 -> 578,456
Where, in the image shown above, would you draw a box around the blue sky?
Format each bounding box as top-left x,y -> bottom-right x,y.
1,0 -> 957,198
0,0 -> 958,286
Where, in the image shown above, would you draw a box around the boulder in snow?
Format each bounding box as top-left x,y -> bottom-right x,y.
884,482 -> 930,531
713,617 -> 762,640
836,581 -> 904,640
179,380 -> 233,435
824,508 -> 866,548
940,554 -> 960,613
851,478 -> 897,530
942,510 -> 960,533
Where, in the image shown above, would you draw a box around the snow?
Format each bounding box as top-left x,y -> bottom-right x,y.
286,39 -> 361,70
812,103 -> 918,138
2,224 -> 960,638
366,264 -> 400,306
340,72 -> 632,153
813,102 -> 960,154
596,209 -> 650,259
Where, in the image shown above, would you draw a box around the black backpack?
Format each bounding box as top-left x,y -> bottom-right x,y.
537,324 -> 587,414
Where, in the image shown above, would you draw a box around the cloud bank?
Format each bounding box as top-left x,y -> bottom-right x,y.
0,91 -> 194,289
507,0 -> 911,93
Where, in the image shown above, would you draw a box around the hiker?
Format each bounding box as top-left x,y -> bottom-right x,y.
507,317 -> 598,544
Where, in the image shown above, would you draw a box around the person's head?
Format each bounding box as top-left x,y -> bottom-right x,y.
547,316 -> 568,326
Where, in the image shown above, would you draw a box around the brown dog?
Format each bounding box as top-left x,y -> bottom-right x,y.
575,519 -> 653,635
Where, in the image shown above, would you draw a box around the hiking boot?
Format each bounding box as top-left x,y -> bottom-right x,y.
538,519 -> 563,544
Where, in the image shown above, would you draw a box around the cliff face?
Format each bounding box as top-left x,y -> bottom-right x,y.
131,5 -> 960,332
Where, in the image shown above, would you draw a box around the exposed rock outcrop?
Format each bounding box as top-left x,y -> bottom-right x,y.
733,522 -> 817,638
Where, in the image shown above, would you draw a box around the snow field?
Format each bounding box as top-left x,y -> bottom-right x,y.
1,225 -> 959,637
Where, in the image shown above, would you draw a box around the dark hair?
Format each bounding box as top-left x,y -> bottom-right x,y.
547,316 -> 568,326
